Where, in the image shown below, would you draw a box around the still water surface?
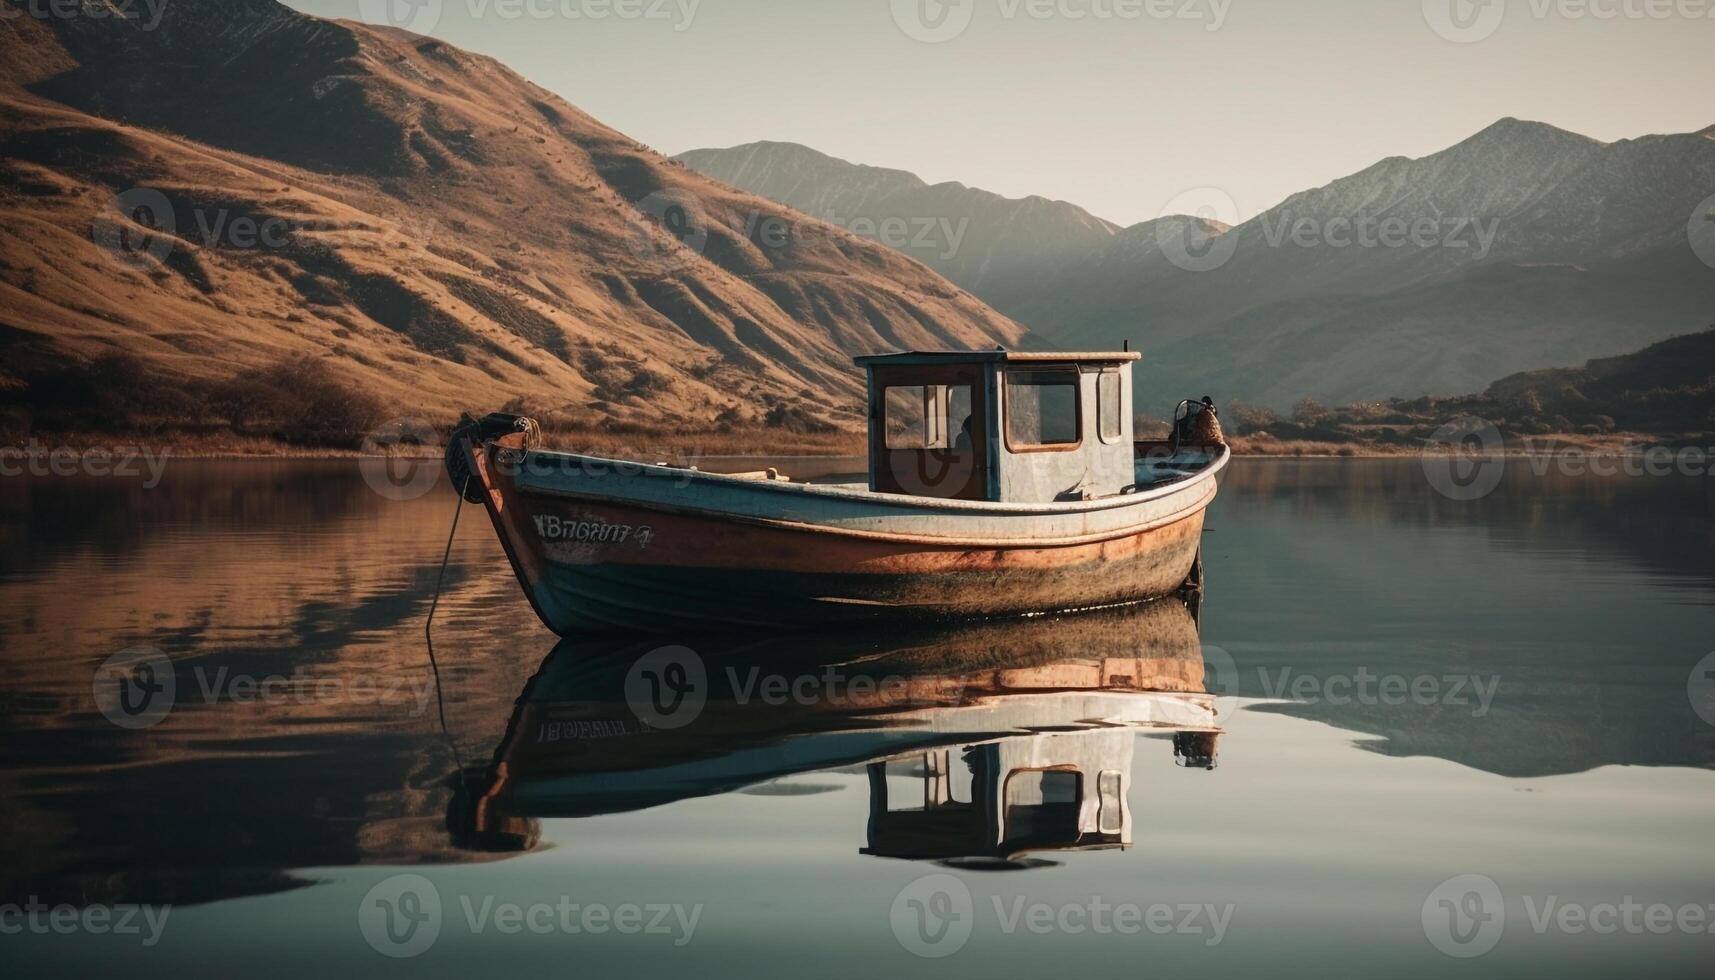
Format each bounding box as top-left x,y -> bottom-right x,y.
2,459 -> 1712,976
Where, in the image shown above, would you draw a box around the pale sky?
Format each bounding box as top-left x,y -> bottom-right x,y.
288,0 -> 1713,225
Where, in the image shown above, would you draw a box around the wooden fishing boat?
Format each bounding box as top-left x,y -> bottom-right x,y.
448,350 -> 1228,635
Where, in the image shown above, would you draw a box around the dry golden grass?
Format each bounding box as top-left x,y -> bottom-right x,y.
8,424 -> 867,460
0,8 -> 1024,437
540,424 -> 866,459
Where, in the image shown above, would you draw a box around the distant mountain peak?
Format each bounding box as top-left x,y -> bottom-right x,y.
1126,213 -> 1232,237
676,140 -> 929,191
1457,116 -> 1599,152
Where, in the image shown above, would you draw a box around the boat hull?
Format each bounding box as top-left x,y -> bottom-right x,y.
462,441 -> 1221,635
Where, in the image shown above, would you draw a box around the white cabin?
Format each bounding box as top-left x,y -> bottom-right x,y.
855,350 -> 1143,504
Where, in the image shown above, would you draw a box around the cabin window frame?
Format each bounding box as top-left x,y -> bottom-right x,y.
1002,366 -> 1084,454
881,383 -> 973,452
999,766 -> 1085,846
1096,368 -> 1124,445
867,363 -> 991,501
1096,769 -> 1125,833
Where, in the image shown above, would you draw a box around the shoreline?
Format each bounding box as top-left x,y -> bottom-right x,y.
3,426 -> 1702,467
2,445 -> 1699,463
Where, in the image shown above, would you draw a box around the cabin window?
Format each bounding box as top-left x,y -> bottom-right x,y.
878,755 -> 969,809
884,385 -> 974,451
1097,371 -> 1123,444
1004,370 -> 1080,450
1001,769 -> 1082,843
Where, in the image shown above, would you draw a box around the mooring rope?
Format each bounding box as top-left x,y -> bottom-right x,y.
425,471 -> 471,776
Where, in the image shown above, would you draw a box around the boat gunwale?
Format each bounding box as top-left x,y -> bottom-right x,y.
506,482 -> 1215,548
498,443 -> 1231,519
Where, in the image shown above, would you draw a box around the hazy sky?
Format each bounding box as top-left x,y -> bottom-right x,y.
287,1 -> 1712,225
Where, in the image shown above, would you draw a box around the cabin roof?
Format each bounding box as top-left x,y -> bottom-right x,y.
854,350 -> 1141,367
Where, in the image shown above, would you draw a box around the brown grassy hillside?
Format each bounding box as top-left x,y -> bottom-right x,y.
0,1 -> 1024,443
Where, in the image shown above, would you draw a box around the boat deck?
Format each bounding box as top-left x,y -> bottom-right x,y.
795,446 -> 1222,498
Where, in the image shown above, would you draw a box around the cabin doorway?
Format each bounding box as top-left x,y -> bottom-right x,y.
869,364 -> 990,501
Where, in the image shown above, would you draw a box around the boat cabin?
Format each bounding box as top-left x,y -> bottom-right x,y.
855,350 -> 1142,503
862,731 -> 1137,862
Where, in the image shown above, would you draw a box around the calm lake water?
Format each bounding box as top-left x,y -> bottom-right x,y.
3,458 -> 1712,977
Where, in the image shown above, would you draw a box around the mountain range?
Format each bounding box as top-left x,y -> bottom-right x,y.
679,123 -> 1715,411
3,0 -> 1709,437
0,0 -> 1023,436
674,141 -> 1135,325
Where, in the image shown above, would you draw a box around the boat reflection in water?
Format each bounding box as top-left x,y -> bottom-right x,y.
449,594 -> 1223,867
